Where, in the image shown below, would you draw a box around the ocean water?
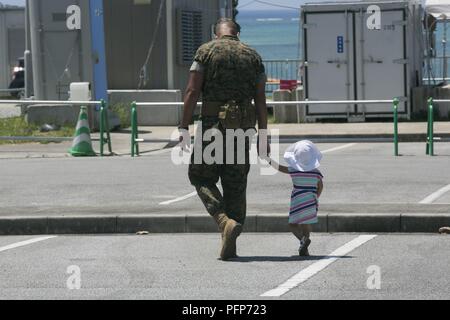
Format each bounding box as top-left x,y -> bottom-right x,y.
237,9 -> 450,80
237,10 -> 302,60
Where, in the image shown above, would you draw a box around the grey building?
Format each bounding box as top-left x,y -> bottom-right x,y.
28,0 -> 233,101
0,6 -> 25,91
105,0 -> 232,91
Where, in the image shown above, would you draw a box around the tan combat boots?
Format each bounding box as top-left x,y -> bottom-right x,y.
213,213 -> 243,260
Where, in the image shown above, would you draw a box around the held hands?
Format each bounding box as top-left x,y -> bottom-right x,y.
179,128 -> 271,158
257,132 -> 271,161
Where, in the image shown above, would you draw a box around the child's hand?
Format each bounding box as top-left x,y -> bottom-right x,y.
259,154 -> 271,163
268,159 -> 290,174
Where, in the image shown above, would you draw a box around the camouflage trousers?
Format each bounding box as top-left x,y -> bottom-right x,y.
188,118 -> 253,225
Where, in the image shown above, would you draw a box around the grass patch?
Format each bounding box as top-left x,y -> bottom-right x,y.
110,103 -> 131,129
268,114 -> 276,124
0,116 -> 74,145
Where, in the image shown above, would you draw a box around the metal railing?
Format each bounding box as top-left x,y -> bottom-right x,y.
263,59 -> 302,94
0,100 -> 99,106
130,99 -> 398,157
0,99 -> 112,157
130,101 -> 194,157
2,98 -> 447,158
0,88 -> 23,93
427,56 -> 450,84
427,98 -> 435,156
263,57 -> 450,88
426,98 -> 450,156
393,99 -> 399,156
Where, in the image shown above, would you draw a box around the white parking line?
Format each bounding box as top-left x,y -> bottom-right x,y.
419,184 -> 450,204
159,144 -> 356,206
261,235 -> 377,297
159,191 -> 198,205
321,143 -> 357,154
0,236 -> 57,253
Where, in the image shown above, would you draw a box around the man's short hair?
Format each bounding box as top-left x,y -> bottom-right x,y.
214,18 -> 241,36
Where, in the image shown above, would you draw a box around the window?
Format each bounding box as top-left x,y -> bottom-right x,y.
177,9 -> 203,65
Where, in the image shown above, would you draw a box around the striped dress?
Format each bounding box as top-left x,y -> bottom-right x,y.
288,168 -> 323,225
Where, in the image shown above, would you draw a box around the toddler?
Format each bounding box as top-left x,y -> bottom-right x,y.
270,140 -> 323,256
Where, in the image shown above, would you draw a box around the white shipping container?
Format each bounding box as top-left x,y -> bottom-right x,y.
301,0 -> 424,120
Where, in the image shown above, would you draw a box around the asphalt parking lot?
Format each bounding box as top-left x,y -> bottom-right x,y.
0,233 -> 449,300
0,142 -> 449,216
0,142 -> 449,300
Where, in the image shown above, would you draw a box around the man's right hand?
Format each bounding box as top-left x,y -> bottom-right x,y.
179,128 -> 191,152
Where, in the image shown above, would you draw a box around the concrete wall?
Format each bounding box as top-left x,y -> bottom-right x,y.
0,8 -> 25,91
25,103 -> 120,130
108,90 -> 183,126
412,86 -> 450,120
434,86 -> 450,119
273,88 -> 306,123
25,104 -> 84,126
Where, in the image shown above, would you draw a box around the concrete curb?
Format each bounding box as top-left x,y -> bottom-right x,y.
277,133 -> 450,143
0,213 -> 449,235
327,214 -> 401,233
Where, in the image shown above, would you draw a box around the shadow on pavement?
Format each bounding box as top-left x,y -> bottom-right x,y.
227,255 -> 354,263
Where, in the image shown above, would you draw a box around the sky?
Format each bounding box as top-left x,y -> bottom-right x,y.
0,0 -> 374,12
238,0 -> 328,11
0,0 -> 25,6
0,0 -> 340,10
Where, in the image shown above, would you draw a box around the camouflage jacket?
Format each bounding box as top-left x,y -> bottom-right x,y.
192,35 -> 266,102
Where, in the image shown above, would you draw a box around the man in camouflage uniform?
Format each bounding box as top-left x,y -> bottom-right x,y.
179,18 -> 269,260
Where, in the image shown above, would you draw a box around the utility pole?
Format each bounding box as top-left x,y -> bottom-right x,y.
233,0 -> 239,20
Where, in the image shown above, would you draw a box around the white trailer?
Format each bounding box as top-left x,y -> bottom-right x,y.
301,1 -> 424,120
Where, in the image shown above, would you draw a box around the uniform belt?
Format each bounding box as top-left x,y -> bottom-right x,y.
202,100 -> 252,117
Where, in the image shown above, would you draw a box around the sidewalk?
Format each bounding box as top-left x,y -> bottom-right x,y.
1,122 -> 449,159
0,128 -> 171,159
270,122 -> 450,142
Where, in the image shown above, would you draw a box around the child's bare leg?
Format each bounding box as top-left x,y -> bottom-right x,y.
298,224 -> 312,256
300,224 -> 312,240
289,224 -> 304,242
